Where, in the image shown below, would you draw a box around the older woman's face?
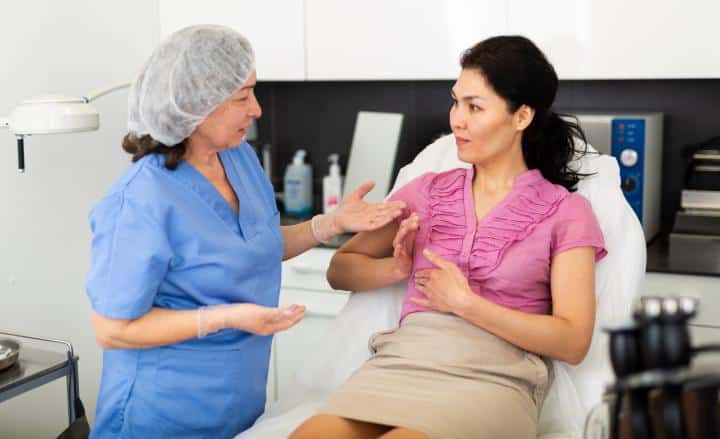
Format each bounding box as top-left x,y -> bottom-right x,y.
192,71 -> 262,150
449,69 -> 526,165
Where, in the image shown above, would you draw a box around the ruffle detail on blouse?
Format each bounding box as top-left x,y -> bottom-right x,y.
427,169 -> 568,278
427,169 -> 468,257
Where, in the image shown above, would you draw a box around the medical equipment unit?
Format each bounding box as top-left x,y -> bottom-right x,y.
568,112 -> 663,241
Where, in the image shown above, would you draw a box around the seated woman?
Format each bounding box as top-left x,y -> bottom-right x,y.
291,35 -> 607,439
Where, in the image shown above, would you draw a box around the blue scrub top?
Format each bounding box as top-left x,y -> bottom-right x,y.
86,142 -> 283,438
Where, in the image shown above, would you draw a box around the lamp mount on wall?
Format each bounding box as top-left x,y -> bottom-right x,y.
1,82 -> 130,173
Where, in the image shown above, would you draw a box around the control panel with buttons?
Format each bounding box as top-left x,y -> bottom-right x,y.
612,118 -> 646,223
570,112 -> 662,241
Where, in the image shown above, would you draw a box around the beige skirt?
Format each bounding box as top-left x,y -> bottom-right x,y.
319,311 -> 552,439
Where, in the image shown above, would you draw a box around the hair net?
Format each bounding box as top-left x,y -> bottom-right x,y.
127,24 -> 255,146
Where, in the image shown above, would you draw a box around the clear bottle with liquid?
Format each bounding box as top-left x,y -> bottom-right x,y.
283,149 -> 313,218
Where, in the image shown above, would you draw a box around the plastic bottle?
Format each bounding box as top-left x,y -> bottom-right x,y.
323,154 -> 343,214
283,149 -> 313,218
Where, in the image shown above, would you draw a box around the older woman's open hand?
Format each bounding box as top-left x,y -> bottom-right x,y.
199,303 -> 306,338
334,181 -> 406,233
311,181 -> 405,244
229,303 -> 306,336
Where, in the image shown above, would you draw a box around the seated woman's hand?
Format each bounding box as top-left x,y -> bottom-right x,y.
332,181 -> 406,234
412,249 -> 475,314
391,213 -> 419,279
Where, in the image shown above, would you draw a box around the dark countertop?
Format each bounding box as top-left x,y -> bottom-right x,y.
647,233 -> 720,277
0,347 -> 67,391
0,346 -> 77,405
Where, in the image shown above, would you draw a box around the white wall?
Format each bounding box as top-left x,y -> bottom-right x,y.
0,2 -> 158,437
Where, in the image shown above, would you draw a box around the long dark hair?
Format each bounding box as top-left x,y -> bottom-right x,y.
460,35 -> 589,191
122,133 -> 186,170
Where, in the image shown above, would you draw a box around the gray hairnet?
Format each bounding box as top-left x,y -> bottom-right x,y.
127,24 -> 255,146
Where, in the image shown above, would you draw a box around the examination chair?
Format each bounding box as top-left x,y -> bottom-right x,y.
237,134 -> 647,439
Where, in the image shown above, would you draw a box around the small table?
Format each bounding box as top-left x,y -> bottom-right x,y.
0,332 -> 80,427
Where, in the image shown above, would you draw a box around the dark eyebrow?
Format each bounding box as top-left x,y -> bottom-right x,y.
450,89 -> 485,102
240,83 -> 256,90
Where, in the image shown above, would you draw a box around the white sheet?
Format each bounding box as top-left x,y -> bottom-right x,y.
238,134 -> 646,439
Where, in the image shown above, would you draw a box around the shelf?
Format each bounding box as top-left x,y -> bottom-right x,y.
0,332 -> 80,427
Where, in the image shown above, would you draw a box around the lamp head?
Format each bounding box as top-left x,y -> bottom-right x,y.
1,82 -> 129,173
8,95 -> 99,135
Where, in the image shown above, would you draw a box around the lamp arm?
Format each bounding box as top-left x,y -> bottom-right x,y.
83,81 -> 132,103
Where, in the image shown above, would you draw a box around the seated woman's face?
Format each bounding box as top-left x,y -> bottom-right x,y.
449,69 -> 525,166
191,71 -> 262,150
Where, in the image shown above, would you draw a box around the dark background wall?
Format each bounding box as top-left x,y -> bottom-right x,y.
252,79 -> 720,234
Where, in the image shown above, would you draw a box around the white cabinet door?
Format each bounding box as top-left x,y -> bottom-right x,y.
273,287 -> 349,400
505,0 -> 590,80
305,0 -> 507,80
507,0 -> 720,79
158,1 -> 720,81
158,0 -> 305,80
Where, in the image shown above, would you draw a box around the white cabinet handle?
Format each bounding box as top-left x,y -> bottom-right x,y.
290,264 -> 326,275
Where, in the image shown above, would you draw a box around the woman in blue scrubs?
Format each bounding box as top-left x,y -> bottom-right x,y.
85,25 -> 405,438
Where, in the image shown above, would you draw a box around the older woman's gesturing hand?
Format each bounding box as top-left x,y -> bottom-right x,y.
391,213 -> 419,279
198,303 -> 306,337
310,181 -> 406,244
232,303 -> 306,336
411,249 -> 476,314
333,181 -> 406,233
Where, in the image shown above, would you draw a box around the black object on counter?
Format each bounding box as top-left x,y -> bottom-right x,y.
661,297 -> 696,369
635,296 -> 668,369
607,323 -> 643,378
593,295 -> 720,439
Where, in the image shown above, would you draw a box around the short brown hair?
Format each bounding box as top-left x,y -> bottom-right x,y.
121,133 -> 186,170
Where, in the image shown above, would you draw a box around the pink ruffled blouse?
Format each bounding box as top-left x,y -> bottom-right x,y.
388,167 -> 607,322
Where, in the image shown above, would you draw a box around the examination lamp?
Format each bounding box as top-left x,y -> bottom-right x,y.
0,82 -> 130,173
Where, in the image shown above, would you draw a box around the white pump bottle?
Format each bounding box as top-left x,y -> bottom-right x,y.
322,153 -> 343,214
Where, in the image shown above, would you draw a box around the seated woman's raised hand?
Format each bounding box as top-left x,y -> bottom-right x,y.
391,213 -> 419,279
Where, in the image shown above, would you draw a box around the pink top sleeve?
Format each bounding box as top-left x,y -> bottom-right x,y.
551,193 -> 608,261
387,173 -> 434,223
